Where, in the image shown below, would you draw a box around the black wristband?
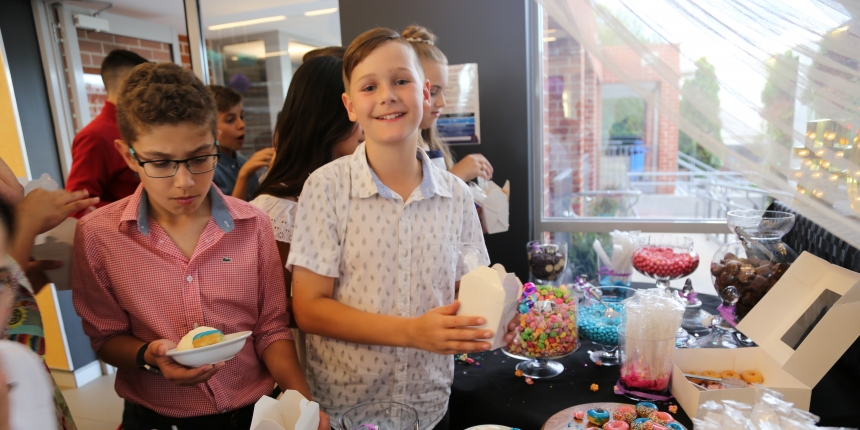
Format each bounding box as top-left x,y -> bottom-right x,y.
136,342 -> 160,374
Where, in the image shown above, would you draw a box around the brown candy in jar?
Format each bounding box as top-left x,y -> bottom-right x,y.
712,256 -> 790,320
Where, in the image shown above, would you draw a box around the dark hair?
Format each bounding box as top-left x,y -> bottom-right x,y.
255,56 -> 355,199
101,49 -> 148,94
343,27 -> 419,89
208,85 -> 243,113
303,46 -> 346,62
117,62 -> 217,144
0,199 -> 13,239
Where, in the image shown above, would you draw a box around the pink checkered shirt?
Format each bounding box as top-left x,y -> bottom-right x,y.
72,185 -> 292,418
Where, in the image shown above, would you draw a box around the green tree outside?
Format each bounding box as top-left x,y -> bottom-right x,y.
679,57 -> 723,169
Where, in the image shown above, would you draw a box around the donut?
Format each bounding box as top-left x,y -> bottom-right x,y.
741,370 -> 764,384
720,370 -> 740,379
686,370 -> 702,384
700,370 -> 719,379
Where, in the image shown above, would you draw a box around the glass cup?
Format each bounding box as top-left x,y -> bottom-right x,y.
526,241 -> 568,286
616,324 -> 675,400
338,402 -> 419,430
578,286 -> 636,366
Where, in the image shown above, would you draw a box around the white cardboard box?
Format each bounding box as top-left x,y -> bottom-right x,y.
671,251 -> 860,417
457,264 -> 523,350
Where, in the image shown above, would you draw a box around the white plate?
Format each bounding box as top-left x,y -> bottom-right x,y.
465,426 -> 512,430
165,331 -> 252,367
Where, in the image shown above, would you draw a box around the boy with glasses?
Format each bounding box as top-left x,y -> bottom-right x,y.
71,63 -> 326,430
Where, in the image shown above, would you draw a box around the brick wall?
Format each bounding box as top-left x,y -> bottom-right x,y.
75,30 -> 192,129
603,44 -> 680,194
542,14 -> 682,218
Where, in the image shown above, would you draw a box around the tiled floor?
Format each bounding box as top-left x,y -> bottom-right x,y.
61,374 -> 123,430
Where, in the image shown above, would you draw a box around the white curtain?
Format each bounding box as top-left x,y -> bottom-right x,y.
539,0 -> 860,247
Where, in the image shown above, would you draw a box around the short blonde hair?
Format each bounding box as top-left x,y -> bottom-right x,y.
342,27 -> 423,90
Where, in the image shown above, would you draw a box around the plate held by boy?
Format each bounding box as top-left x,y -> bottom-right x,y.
251,389 -> 320,430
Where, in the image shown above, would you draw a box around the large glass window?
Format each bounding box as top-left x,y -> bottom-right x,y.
200,0 -> 341,154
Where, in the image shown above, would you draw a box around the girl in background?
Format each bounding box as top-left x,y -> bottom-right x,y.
250,55 -> 363,370
402,25 -> 494,182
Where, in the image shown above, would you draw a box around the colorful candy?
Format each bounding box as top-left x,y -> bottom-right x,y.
573,411 -> 584,420
525,377 -> 534,385
506,286 -> 579,358
586,408 -> 610,426
613,405 -> 637,424
635,402 -> 657,418
604,421 -> 630,430
667,405 -> 678,414
631,418 -> 653,430
578,301 -> 624,345
590,383 -> 599,392
648,411 -> 674,426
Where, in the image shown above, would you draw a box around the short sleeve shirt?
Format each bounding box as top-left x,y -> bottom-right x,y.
250,194 -> 298,245
287,143 -> 489,429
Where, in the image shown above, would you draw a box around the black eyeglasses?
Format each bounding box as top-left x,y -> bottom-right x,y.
129,141 -> 221,178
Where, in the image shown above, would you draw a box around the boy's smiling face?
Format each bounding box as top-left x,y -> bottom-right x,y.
117,123 -> 220,220
343,41 -> 431,147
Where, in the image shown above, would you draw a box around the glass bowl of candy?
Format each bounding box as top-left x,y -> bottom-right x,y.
504,284 -> 579,378
711,210 -> 795,322
632,235 -> 699,291
338,402 -> 419,430
527,241 -> 567,285
578,286 -> 636,366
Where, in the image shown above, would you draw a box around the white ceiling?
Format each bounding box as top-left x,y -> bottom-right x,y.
80,0 -> 341,46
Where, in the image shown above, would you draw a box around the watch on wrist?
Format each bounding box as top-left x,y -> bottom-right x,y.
136,342 -> 160,374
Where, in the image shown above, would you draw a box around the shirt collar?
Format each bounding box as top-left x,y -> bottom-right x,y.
119,184 -> 239,236
349,142 -> 452,200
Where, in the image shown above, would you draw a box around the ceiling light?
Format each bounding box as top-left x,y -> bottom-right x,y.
304,8 -> 337,17
544,36 -> 557,42
208,16 -> 286,31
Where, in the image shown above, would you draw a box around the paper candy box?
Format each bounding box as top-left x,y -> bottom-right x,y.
251,390 -> 320,430
457,264 -> 523,350
471,179 -> 510,234
672,252 -> 860,417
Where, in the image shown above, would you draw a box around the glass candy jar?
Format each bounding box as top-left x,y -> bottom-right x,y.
632,235 -> 699,291
710,210 -> 796,321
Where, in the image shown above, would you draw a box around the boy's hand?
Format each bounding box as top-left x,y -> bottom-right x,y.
318,411 -> 330,430
407,301 -> 493,354
504,314 -> 519,344
144,340 -> 224,386
239,148 -> 275,178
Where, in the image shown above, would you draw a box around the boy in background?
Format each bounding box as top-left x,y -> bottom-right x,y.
208,85 -> 273,201
72,63 -> 324,429
65,49 -> 148,216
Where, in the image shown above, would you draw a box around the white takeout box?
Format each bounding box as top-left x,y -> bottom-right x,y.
472,180 -> 510,234
457,263 -> 523,350
672,252 -> 860,417
31,217 -> 77,291
251,390 -> 320,430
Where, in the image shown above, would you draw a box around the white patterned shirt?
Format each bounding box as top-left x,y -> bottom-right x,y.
287,143 -> 488,429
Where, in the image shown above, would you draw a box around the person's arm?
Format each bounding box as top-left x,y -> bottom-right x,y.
11,189 -> 98,293
449,153 -> 494,182
0,157 -> 23,206
232,148 -> 274,200
71,222 -> 220,386
275,241 -> 296,328
65,132 -> 111,216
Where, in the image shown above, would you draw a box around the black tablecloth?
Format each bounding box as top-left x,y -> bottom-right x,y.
449,283 -> 860,429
